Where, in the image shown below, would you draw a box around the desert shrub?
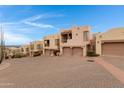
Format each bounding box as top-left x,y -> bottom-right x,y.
14,53 -> 22,58
21,53 -> 27,57
5,56 -> 9,59
33,52 -> 41,57
14,53 -> 27,58
87,51 -> 99,57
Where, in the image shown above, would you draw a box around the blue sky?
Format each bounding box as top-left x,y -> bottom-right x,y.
0,5 -> 124,45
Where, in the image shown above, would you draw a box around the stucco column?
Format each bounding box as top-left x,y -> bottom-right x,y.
96,41 -> 102,55
60,46 -> 63,56
43,49 -> 45,56
99,41 -> 102,55
83,44 -> 87,57
70,47 -> 73,56
29,51 -> 31,56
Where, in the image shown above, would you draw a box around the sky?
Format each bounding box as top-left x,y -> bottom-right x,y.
0,5 -> 124,45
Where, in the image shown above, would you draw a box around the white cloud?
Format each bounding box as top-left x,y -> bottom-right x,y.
24,15 -> 43,22
24,13 -> 64,22
22,15 -> 54,29
22,13 -> 64,29
22,14 -> 55,29
0,13 -> 65,45
1,23 -> 34,45
4,32 -> 32,45
23,21 -> 54,28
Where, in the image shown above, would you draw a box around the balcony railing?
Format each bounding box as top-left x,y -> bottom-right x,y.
61,39 -> 67,43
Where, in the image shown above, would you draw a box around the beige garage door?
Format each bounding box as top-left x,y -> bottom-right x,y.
72,47 -> 83,56
45,49 -> 50,56
63,47 -> 72,56
102,42 -> 124,56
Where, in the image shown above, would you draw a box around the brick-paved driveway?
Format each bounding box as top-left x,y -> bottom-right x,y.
0,56 -> 123,88
102,56 -> 124,71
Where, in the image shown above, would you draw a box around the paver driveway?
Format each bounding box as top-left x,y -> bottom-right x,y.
102,56 -> 124,71
0,56 -> 123,88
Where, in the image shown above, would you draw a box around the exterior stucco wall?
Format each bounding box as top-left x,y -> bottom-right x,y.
43,34 -> 60,55
96,33 -> 102,55
60,26 -> 91,56
96,28 -> 124,55
43,34 -> 60,50
60,26 -> 91,47
31,40 -> 43,51
29,40 -> 43,56
20,44 -> 30,55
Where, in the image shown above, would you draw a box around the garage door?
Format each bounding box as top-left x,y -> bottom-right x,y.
63,47 -> 72,56
72,47 -> 83,56
45,49 -> 50,56
102,42 -> 124,56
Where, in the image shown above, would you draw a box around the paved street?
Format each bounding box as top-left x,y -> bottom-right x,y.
0,56 -> 124,88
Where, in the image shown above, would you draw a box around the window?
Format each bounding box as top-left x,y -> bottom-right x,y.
30,44 -> 34,50
68,33 -> 72,39
44,40 -> 50,47
26,48 -> 29,52
61,32 -> 72,43
55,39 -> 59,46
37,44 -> 41,49
21,48 -> 24,52
83,31 -> 89,41
61,34 -> 68,43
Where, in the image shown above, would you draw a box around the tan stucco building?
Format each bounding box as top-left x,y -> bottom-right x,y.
43,34 -> 60,56
29,40 -> 43,56
20,44 -> 30,56
96,28 -> 124,57
60,26 -> 92,56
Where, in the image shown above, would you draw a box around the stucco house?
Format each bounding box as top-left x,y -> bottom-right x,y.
29,40 -> 43,57
60,26 -> 92,56
43,34 -> 60,56
96,28 -> 124,57
20,44 -> 30,56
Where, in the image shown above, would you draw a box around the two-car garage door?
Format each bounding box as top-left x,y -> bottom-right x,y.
45,49 -> 51,56
102,42 -> 124,56
72,47 -> 83,56
63,47 -> 72,56
63,47 -> 83,56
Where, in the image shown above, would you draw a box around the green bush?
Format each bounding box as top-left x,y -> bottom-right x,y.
5,56 -> 9,59
33,52 -> 41,57
14,53 -> 27,58
21,53 -> 27,57
87,51 -> 99,57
